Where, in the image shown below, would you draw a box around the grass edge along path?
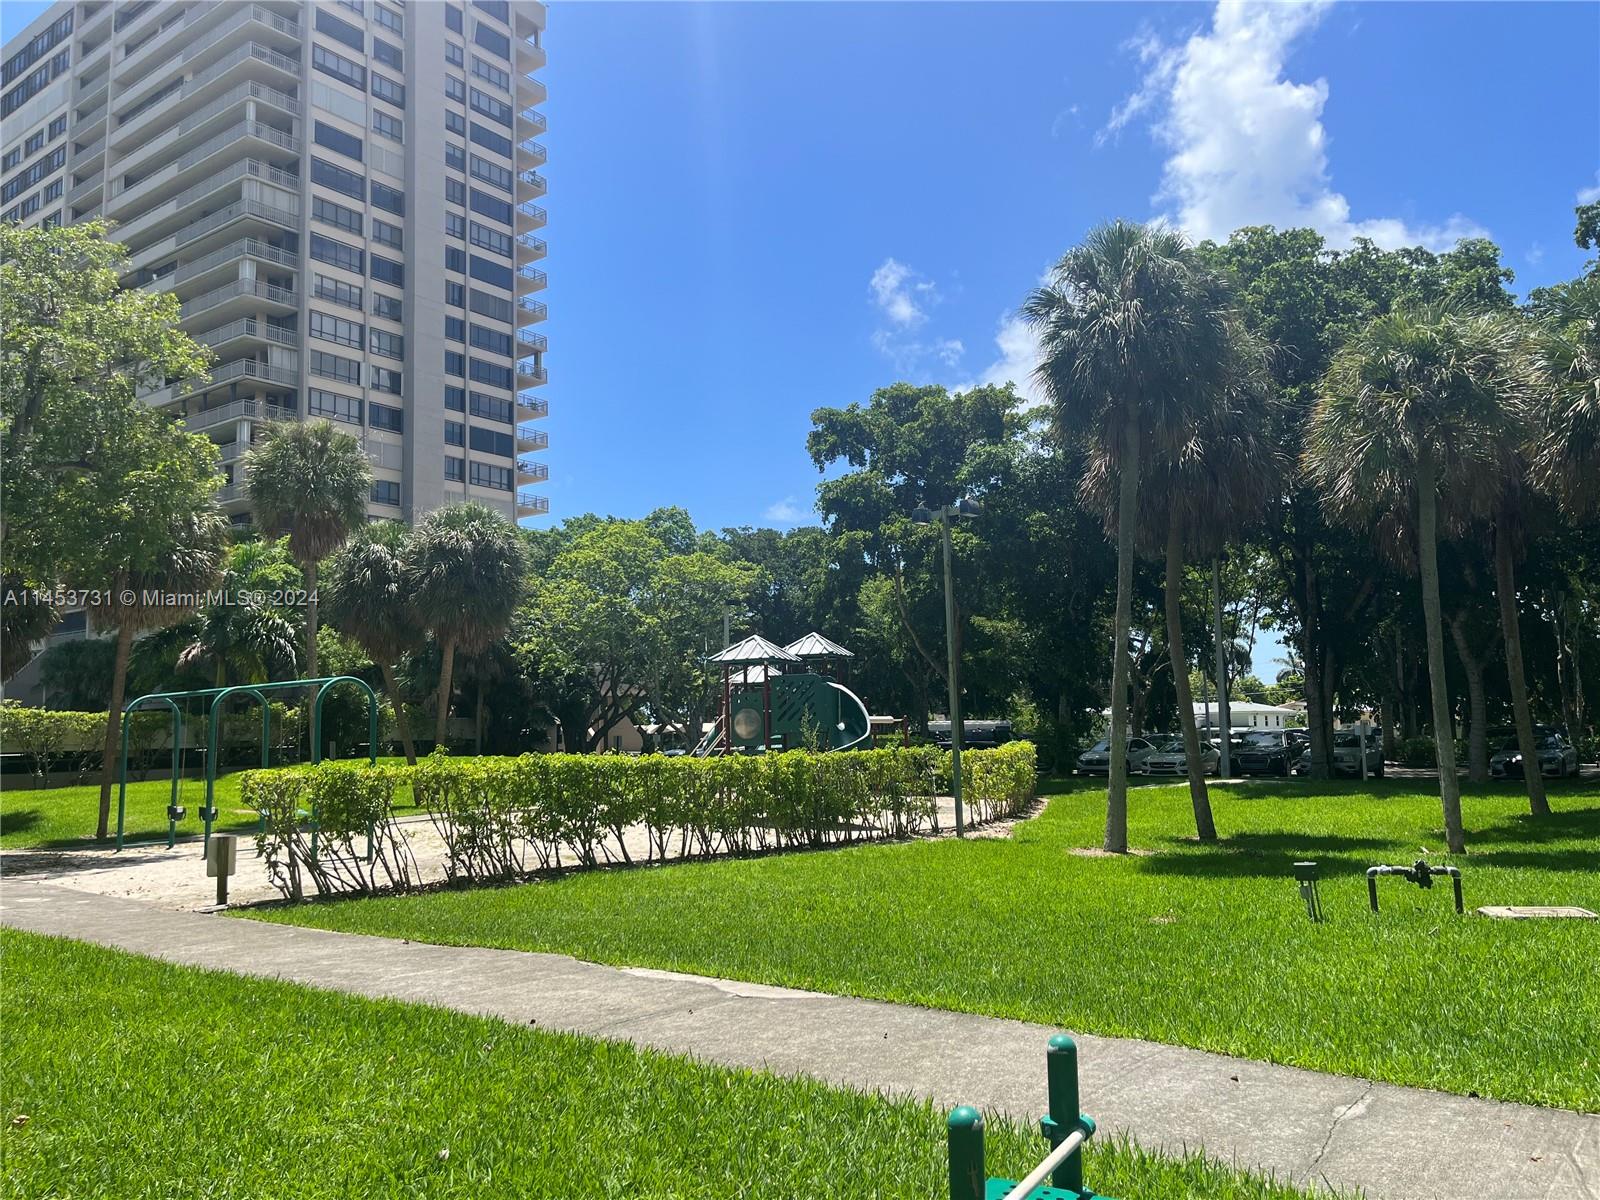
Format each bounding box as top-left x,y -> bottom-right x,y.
242,779 -> 1600,1113
0,929 -> 1337,1200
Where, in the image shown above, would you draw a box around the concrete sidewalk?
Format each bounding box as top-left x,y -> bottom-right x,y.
2,879 -> 1595,1200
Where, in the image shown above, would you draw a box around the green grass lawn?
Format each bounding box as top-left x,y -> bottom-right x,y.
246,777 -> 1600,1112
0,757 -> 417,850
0,930 -> 1331,1199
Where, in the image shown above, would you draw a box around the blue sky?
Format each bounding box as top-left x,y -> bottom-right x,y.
6,1 -> 1597,671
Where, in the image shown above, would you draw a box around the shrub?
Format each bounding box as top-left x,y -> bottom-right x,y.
0,703 -> 103,787
1400,736 -> 1437,768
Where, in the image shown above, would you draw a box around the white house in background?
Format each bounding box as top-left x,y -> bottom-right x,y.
1195,701 -> 1301,730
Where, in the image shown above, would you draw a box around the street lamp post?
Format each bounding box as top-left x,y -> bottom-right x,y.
913,498 -> 981,837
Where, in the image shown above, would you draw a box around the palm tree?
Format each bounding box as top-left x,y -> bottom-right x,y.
242,420 -> 371,682
1531,273 -> 1599,517
1024,220 -> 1239,853
323,521 -> 424,764
1306,306 -> 1529,853
90,506 -> 228,839
406,502 -> 527,748
177,539 -> 301,686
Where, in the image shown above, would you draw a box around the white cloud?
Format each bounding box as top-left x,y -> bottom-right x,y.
973,314 -> 1044,400
763,496 -> 809,525
868,258 -> 962,375
1579,172 -> 1600,205
1107,1 -> 1485,251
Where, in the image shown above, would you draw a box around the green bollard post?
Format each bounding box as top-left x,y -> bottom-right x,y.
1042,1033 -> 1084,1193
947,1105 -> 986,1200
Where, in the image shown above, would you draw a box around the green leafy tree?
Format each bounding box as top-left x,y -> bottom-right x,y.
242,419 -> 371,683
323,521 -> 424,763
1307,307 -> 1529,853
407,502 -> 527,747
1024,221 -> 1237,853
176,538 -> 302,687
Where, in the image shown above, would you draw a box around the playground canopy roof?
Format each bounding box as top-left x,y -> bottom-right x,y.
708,634 -> 800,667
784,631 -> 854,659
726,664 -> 785,685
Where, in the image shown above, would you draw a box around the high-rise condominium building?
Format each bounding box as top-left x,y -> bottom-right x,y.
1,0 -> 550,527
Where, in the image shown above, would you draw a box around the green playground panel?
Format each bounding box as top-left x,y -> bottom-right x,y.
726,673 -> 870,751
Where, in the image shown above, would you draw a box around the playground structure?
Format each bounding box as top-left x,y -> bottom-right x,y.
947,1034 -> 1113,1200
115,675 -> 378,850
695,632 -> 876,755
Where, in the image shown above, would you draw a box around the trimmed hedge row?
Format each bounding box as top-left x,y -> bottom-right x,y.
241,742 -> 1037,900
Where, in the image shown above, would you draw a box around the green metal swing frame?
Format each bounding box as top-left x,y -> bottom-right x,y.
114,675 -> 378,850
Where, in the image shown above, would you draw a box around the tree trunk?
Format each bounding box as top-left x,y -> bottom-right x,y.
96,623 -> 135,840
1417,454 -> 1465,854
1301,559 -> 1332,779
380,660 -> 417,765
1105,411 -> 1140,854
1448,612 -> 1490,784
474,679 -> 485,754
303,558 -> 319,681
1165,514 -> 1215,840
434,637 -> 456,746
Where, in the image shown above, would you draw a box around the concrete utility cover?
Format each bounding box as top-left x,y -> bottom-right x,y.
1476,905 -> 1598,919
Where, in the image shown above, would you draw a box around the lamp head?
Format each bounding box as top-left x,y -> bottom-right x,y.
911,506 -> 933,525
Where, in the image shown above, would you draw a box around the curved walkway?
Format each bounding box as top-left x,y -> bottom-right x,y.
3,878 -> 1595,1199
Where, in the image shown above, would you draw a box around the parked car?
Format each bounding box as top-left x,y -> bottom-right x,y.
1490,733 -> 1580,779
1075,736 -> 1160,776
1293,730 -> 1383,777
928,720 -> 1013,750
1235,729 -> 1309,776
1143,738 -> 1221,777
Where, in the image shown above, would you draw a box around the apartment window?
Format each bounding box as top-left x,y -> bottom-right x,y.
445,111 -> 466,137
336,0 -> 363,13
446,316 -> 465,342
444,420 -> 465,447
444,455 -> 464,482
445,386 -> 466,412
469,155 -> 512,192
446,178 -> 467,206
469,222 -> 512,258
24,131 -> 43,155
312,44 -> 366,90
470,122 -> 512,158
373,4 -> 404,34
470,324 -> 513,356
373,38 -> 403,70
470,461 -> 513,491
372,292 -> 403,321
371,366 -> 403,395
471,57 -> 511,92
311,156 -> 365,200
470,188 -> 512,225
315,9 -> 364,52
474,23 -> 510,59
445,212 -> 466,239
370,402 -> 404,432
310,233 -> 364,274
470,426 -> 515,458
446,246 -> 467,273
445,144 -> 466,175
446,42 -> 464,67
370,254 -> 404,286
312,195 -> 362,236
473,0 -> 510,22
42,179 -> 61,202
469,289 -> 513,322
470,359 -> 514,389
445,5 -> 464,34
445,351 -> 465,377
371,181 -> 405,216
371,72 -> 405,109
469,255 -> 512,290
313,121 -> 363,163
370,330 -> 405,361
2,149 -> 18,172
372,479 -> 401,506
469,391 -> 513,423
310,310 -> 364,350
48,115 -> 66,139
470,89 -> 512,128
373,218 -> 403,249
308,387 -> 362,424
314,273 -> 363,310
446,282 -> 466,308
373,110 -> 403,144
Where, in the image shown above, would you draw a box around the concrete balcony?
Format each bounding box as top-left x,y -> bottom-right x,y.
113,4 -> 204,85
516,200 -> 547,230
516,459 -> 549,483
513,3 -> 548,40
516,362 -> 547,386
516,488 -> 550,518
516,329 -> 547,352
173,194 -> 300,251
65,171 -> 105,208
516,297 -> 547,322
111,83 -> 300,188
516,106 -> 547,138
113,48 -> 302,151
516,264 -> 547,295
108,121 -> 300,217
180,396 -> 297,435
116,160 -> 299,255
515,395 -> 548,420
516,426 -> 549,451
516,233 -> 547,260
516,168 -> 547,199
179,278 -> 296,323
516,35 -> 547,72
192,317 -> 298,354
171,236 -> 299,293
519,141 -> 547,166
